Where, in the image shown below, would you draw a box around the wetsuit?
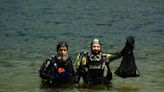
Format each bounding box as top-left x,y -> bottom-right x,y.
75,51 -> 121,85
39,55 -> 75,84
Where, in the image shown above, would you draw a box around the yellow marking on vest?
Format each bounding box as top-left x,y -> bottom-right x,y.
82,57 -> 87,65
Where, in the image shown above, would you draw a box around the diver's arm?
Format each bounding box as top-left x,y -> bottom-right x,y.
39,59 -> 51,79
67,58 -> 76,75
67,59 -> 76,82
107,52 -> 122,61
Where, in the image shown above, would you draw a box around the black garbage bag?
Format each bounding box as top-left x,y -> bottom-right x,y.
115,36 -> 140,78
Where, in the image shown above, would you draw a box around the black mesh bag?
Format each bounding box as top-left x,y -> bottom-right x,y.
115,36 -> 140,78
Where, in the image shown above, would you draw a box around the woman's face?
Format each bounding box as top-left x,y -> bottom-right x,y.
57,47 -> 68,57
91,43 -> 101,54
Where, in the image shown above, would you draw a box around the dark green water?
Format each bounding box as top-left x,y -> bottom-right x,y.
0,0 -> 164,92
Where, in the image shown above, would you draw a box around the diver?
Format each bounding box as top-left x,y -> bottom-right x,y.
39,41 -> 75,85
75,39 -> 122,86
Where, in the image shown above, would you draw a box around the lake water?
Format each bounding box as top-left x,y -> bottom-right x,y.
0,0 -> 164,92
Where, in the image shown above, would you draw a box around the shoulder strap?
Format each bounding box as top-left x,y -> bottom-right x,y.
50,55 -> 57,63
43,55 -> 56,69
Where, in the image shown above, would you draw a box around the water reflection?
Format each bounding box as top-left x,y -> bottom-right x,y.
40,80 -> 114,92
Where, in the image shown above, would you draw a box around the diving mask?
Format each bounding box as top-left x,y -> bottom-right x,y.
89,54 -> 101,61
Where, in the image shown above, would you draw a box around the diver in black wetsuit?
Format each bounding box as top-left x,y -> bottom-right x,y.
39,41 -> 75,85
75,39 -> 122,85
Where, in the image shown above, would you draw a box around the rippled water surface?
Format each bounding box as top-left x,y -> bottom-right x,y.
0,0 -> 164,92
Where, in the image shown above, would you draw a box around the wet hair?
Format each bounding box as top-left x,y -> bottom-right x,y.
56,41 -> 68,51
